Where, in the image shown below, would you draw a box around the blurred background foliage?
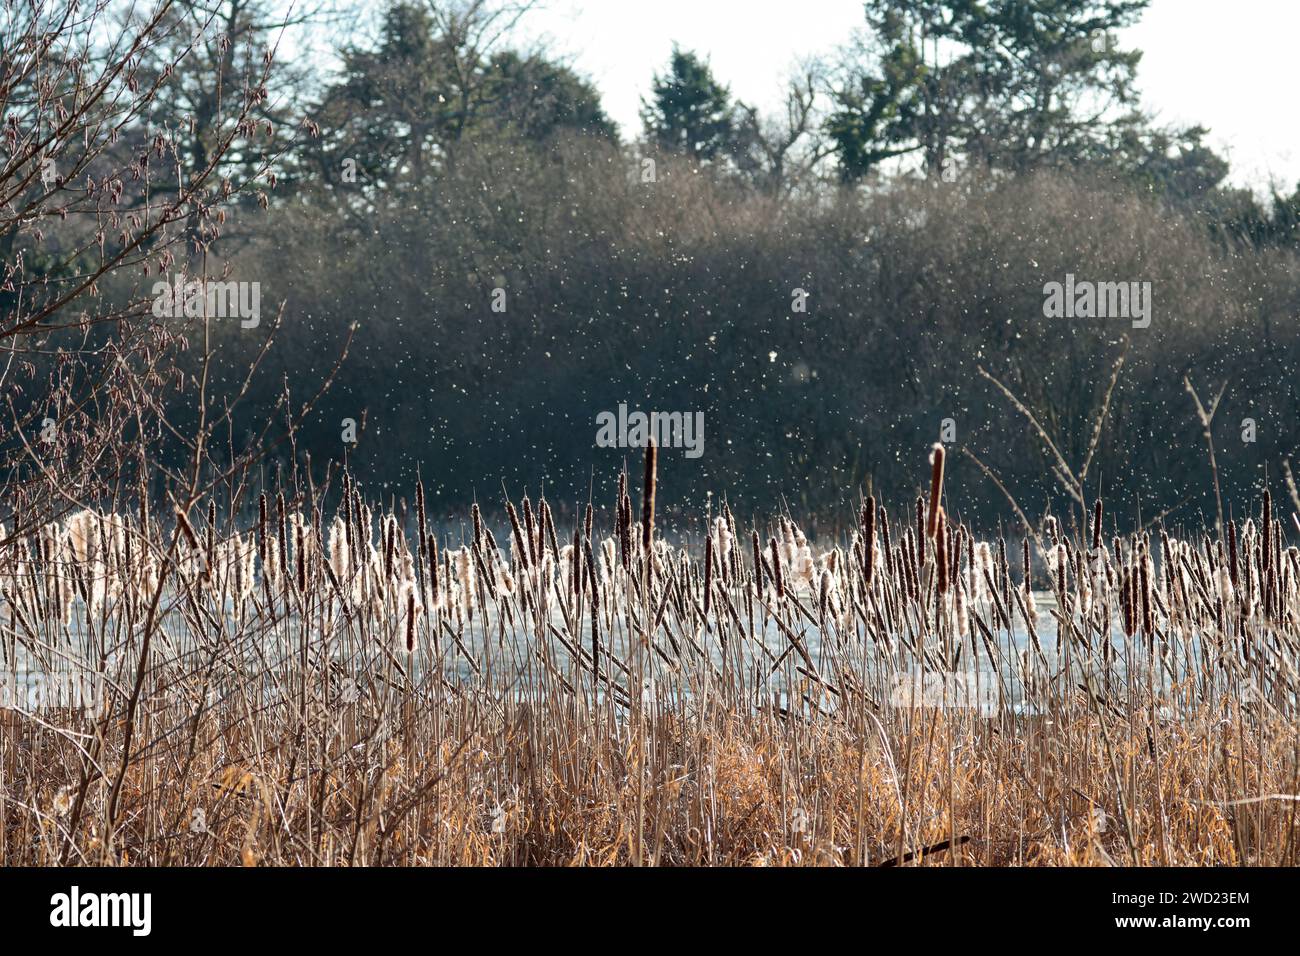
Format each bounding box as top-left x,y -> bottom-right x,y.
81,1 -> 1300,530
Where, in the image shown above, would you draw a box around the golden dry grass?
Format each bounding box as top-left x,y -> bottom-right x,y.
2,470 -> 1299,866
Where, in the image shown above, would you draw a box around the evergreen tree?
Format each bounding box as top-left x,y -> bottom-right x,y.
640,47 -> 738,161
307,1 -> 613,197
828,0 -> 1151,181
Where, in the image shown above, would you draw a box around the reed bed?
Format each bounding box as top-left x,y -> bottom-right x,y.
2,447 -> 1298,866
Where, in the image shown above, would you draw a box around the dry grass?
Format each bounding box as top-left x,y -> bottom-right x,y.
2,457 -> 1299,867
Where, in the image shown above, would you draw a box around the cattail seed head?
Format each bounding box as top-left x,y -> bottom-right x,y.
926,443 -> 945,541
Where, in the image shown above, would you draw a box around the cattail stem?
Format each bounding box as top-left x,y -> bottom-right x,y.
641,440 -> 657,557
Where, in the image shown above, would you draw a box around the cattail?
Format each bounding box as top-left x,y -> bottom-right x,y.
1018,648 -> 1037,699
618,492 -> 632,571
585,540 -> 600,677
522,496 -> 538,568
413,481 -> 427,578
1023,584 -> 1038,626
1218,566 -> 1234,605
998,536 -> 1011,610
600,536 -> 616,583
703,532 -> 714,618
641,441 -> 657,557
295,519 -> 307,593
713,515 -> 733,571
276,492 -> 290,588
1263,490 -> 1273,574
1091,498 -> 1103,552
328,516 -> 350,583
506,501 -> 530,573
903,534 -> 919,602
405,587 -> 418,652
880,505 -> 893,583
972,542 -> 992,602
540,499 -> 559,559
863,495 -> 876,586
428,533 -> 440,607
382,513 -> 397,583
1140,546 -> 1153,636
571,525 -> 583,598
954,583 -> 969,635
1079,553 -> 1094,617
494,562 -> 516,596
915,496 -> 926,565
769,536 -> 785,600
237,533 -> 256,602
723,505 -> 739,581
455,546 -> 476,610
416,479 -> 427,543
257,492 -> 268,566
471,501 -> 484,551
343,486 -> 357,568
752,529 -> 765,594
784,522 -> 814,589
1120,564 -> 1135,637
173,506 -> 200,556
66,509 -> 95,566
935,512 -> 949,594
40,522 -> 71,624
926,443 -> 945,540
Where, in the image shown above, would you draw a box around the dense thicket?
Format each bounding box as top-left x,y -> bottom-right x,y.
205,147 -> 1300,531
12,0 -> 1300,533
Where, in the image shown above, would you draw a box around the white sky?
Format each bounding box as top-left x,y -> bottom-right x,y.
517,0 -> 1300,192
